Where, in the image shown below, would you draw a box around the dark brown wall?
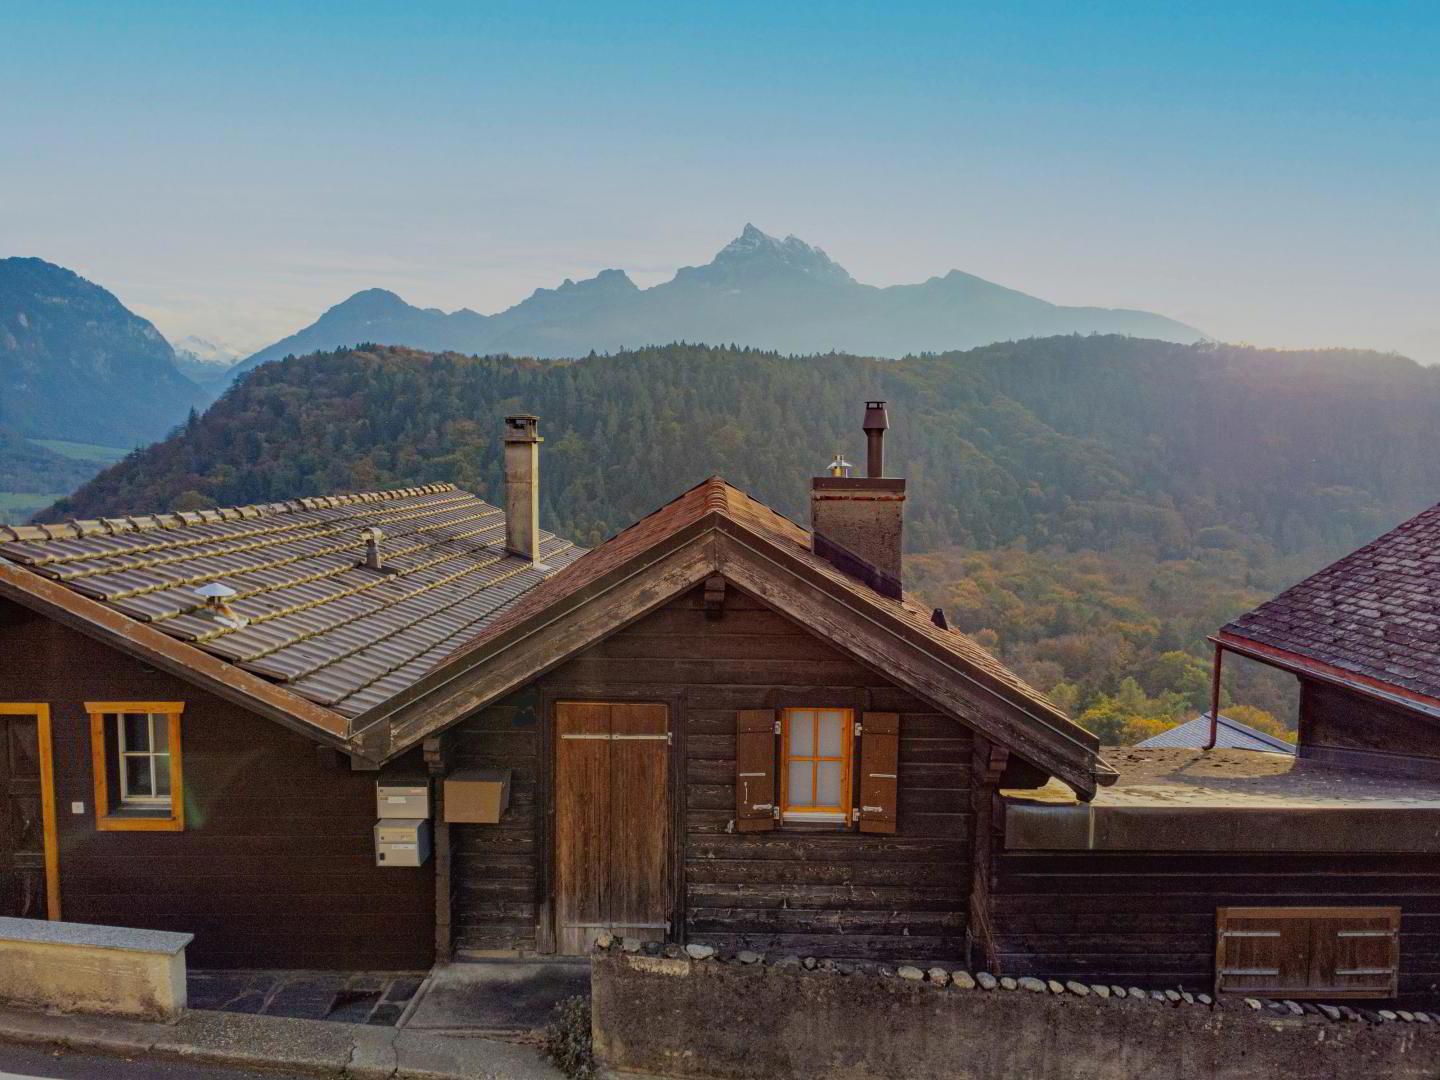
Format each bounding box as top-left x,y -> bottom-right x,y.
451,584 -> 975,961
1300,678 -> 1440,774
990,849 -> 1440,1000
0,597 -> 434,969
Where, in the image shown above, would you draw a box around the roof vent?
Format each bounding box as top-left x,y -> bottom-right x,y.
194,582 -> 247,629
827,453 -> 853,478
359,527 -> 388,572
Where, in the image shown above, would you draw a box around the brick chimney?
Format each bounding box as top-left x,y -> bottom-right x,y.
503,414 -> 542,563
810,401 -> 905,599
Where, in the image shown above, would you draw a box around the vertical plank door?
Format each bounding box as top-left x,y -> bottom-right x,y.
553,702 -> 670,955
0,707 -> 56,919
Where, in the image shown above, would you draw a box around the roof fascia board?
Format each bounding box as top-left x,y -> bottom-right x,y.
0,558 -> 352,748
1214,632 -> 1440,724
711,529 -> 1101,799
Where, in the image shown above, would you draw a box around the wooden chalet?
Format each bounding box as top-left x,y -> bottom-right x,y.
998,504 -> 1440,1003
7,402 -> 1436,1005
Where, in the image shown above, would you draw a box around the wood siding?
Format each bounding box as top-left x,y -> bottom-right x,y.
1300,678 -> 1440,774
0,597 -> 434,969
450,584 -> 975,961
990,850 -> 1440,997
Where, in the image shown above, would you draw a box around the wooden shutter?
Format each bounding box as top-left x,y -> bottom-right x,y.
735,710 -> 776,833
1216,907 -> 1400,999
857,712 -> 899,834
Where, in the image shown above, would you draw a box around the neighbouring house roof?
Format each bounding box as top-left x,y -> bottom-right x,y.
0,484 -> 582,734
1004,747 -> 1440,853
1135,713 -> 1295,755
1219,500 -> 1440,714
359,476 -> 1115,797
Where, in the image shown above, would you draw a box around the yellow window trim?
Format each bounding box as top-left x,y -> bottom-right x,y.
780,707 -> 854,817
0,703 -> 62,920
87,704 -> 185,832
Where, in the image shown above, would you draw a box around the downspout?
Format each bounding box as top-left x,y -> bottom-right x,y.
1202,640 -> 1224,750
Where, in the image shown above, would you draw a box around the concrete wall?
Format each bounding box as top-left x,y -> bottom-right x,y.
0,918 -> 190,1021
592,948 -> 1440,1080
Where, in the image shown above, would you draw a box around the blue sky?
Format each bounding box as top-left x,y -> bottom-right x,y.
2,1 -> 1437,359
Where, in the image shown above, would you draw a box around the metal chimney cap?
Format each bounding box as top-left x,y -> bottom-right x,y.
360,526 -> 385,540
863,401 -> 889,432
194,582 -> 237,599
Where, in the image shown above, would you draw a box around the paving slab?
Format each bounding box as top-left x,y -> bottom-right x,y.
405,959 -> 590,1033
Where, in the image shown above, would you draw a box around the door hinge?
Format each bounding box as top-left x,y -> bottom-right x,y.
851,807 -> 861,822
774,719 -> 782,735
854,721 -> 863,737
772,806 -> 781,820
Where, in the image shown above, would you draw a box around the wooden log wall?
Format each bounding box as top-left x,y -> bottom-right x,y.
0,598 -> 435,969
990,850 -> 1440,996
450,584 -> 976,961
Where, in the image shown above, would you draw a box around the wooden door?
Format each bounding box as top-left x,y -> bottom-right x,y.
554,701 -> 669,955
0,705 -> 58,920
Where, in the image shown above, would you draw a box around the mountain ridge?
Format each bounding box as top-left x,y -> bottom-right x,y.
230,226 -> 1205,377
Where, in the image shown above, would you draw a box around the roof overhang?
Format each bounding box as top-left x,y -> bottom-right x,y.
1214,631 -> 1440,723
0,557 -> 354,751
354,511 -> 1111,798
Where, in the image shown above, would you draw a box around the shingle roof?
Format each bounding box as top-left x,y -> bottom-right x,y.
1135,714 -> 1295,755
0,484 -> 582,717
442,476 -> 1063,715
1221,501 -> 1440,705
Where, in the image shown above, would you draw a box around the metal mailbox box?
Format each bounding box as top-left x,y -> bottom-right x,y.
377,779 -> 430,820
375,818 -> 432,867
444,769 -> 512,824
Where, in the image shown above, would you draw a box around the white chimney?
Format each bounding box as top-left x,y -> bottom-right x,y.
503,414 -> 543,563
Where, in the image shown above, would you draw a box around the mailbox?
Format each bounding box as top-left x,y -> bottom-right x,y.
375,819 -> 431,867
376,779 -> 429,820
444,769 -> 512,824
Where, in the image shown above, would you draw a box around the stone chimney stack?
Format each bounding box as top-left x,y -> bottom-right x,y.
503,414 -> 542,564
810,402 -> 905,600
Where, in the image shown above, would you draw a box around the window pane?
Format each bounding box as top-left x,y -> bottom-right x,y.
154,756 -> 171,797
816,761 -> 843,807
151,716 -> 169,754
818,712 -> 845,757
124,756 -> 154,798
122,714 -> 150,752
788,712 -> 814,756
787,761 -> 814,807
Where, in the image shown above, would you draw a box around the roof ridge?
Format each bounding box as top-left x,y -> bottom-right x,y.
0,483 -> 458,544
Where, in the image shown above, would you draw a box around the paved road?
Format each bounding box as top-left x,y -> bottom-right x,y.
0,1042 -> 333,1079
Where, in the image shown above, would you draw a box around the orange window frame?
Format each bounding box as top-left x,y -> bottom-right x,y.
0,703 -> 62,919
780,707 -> 853,818
86,702 -> 185,832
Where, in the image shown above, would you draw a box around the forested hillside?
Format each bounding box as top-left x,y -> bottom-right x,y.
43,335 -> 1440,735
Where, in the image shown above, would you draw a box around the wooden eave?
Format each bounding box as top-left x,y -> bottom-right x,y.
1214,630 -> 1440,724
0,557 -> 355,751
356,510 -> 1111,798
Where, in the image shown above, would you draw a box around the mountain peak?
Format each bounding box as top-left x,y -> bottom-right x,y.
699,224 -> 855,285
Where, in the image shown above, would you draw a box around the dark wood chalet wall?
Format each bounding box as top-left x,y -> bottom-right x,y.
990,849 -> 1440,997
450,584 -> 975,961
1300,678 -> 1440,773
0,598 -> 434,969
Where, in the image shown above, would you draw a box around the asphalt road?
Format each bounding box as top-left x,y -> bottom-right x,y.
0,1041 -> 332,1079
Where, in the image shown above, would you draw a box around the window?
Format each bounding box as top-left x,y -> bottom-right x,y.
1215,906 -> 1399,999
781,708 -> 852,821
86,702 -> 184,831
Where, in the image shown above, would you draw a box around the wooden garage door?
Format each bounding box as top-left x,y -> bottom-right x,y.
554,702 -> 670,955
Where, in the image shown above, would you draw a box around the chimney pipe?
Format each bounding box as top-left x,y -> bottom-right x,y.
503,414 -> 543,563
360,527 -> 385,571
863,401 -> 888,478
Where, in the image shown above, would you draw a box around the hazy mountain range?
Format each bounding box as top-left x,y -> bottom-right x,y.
230,225 -> 1205,377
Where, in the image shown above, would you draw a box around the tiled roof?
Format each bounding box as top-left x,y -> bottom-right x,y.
1135,714 -> 1295,755
1221,501 -> 1440,704
443,476 -> 1072,729
0,484 -> 582,717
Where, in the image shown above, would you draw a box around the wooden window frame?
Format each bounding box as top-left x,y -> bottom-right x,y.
0,703 -> 62,919
86,702 -> 185,832
779,707 -> 854,822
